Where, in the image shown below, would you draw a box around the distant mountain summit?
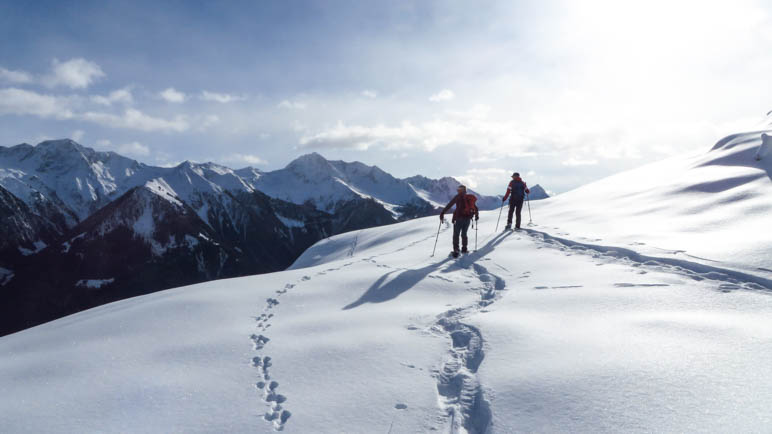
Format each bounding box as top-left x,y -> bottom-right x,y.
404,174 -> 549,209
528,184 -> 550,200
0,139 -> 551,335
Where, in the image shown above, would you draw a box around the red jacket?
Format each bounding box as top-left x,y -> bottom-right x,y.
502,177 -> 530,201
440,193 -> 479,222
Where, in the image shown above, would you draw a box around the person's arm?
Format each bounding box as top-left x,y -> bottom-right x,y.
440,195 -> 457,221
524,181 -> 530,195
474,204 -> 479,220
502,181 -> 512,202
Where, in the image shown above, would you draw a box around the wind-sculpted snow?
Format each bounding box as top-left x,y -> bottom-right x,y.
533,129 -> 772,277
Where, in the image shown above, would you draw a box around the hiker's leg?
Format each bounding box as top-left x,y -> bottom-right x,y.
507,200 -> 515,226
460,218 -> 470,249
452,221 -> 461,252
515,198 -> 524,228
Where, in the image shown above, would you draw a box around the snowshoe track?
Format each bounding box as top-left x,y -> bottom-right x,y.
525,229 -> 771,291
432,261 -> 507,433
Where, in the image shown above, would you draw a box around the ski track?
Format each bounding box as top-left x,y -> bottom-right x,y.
523,228 -> 772,292
430,260 -> 507,434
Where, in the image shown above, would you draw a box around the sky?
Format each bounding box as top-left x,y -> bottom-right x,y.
1,0 -> 771,195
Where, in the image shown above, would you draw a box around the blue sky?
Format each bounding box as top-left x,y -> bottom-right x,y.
1,0 -> 771,194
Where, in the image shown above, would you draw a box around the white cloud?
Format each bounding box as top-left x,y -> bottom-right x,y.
455,168 -> 510,189
91,88 -> 133,106
299,121 -> 423,150
278,99 -> 307,110
71,129 -> 85,142
0,88 -> 189,133
562,157 -> 599,167
80,108 -> 189,132
0,67 -> 33,84
299,115 -> 536,154
159,87 -> 186,103
43,58 -> 105,89
429,89 -> 455,102
200,90 -> 246,103
0,87 -> 75,119
221,153 -> 266,166
115,141 -> 150,157
198,114 -> 220,131
361,90 -> 377,98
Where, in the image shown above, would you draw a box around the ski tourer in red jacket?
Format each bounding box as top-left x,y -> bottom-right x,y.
502,172 -> 529,230
440,184 -> 479,255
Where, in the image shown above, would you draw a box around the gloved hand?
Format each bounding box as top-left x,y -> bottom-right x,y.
501,197 -> 506,202
475,215 -> 479,221
439,214 -> 444,222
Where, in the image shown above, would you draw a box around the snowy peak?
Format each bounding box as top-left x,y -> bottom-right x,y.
0,139 -> 154,221
404,175 -> 502,209
528,184 -> 550,200
254,152 -> 424,215
285,152 -> 343,181
234,166 -> 263,184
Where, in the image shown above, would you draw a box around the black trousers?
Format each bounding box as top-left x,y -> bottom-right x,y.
507,197 -> 524,228
452,218 -> 471,252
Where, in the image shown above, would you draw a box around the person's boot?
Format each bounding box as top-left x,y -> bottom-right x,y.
461,247 -> 469,254
504,224 -> 511,231
450,250 -> 460,258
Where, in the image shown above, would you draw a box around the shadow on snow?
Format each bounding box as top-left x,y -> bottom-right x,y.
342,230 -> 513,310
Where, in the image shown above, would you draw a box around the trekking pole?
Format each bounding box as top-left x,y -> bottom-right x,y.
430,220 -> 442,257
494,202 -> 504,233
526,194 -> 533,225
474,220 -> 480,252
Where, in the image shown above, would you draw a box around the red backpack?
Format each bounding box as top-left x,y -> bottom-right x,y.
460,194 -> 477,217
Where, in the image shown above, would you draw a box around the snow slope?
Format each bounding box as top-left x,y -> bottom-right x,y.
1,134 -> 770,433
533,130 -> 772,279
2,207 -> 771,431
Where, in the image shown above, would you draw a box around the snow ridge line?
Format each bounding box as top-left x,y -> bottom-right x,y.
524,229 -> 771,291
432,261 -> 506,433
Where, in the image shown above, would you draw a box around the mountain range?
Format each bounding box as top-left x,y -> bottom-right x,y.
0,139 -> 548,335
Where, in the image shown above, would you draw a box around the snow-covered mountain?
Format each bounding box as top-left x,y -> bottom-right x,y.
403,175 -> 499,209
2,140 -> 528,335
0,139 -> 160,223
1,128 -> 770,433
526,183 -> 549,200
249,152 -> 506,216
0,185 -> 59,267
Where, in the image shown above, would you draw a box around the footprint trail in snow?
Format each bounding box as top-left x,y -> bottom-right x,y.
249,259 -> 361,431
430,260 -> 507,433
250,281 -> 300,430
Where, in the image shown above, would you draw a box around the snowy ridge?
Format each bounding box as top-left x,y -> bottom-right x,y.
532,129 -> 772,278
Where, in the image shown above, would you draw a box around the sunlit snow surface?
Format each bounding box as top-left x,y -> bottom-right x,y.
1,137 -> 771,433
